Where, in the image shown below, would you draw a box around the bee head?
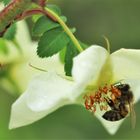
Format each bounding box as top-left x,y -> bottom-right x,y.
114,84 -> 130,92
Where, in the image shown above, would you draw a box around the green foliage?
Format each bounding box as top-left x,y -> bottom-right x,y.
0,38 -> 9,55
32,16 -> 67,36
64,42 -> 79,76
3,24 -> 17,40
47,4 -> 62,16
1,0 -> 11,5
32,3 -> 67,36
0,2 -> 86,76
59,40 -> 88,76
37,27 -> 70,57
62,41 -> 87,76
59,47 -> 66,64
32,4 -> 64,36
32,15 -> 42,23
32,16 -> 59,36
34,4 -> 87,76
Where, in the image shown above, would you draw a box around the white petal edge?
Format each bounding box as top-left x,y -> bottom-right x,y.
95,110 -> 123,135
9,72 -> 81,129
111,48 -> 140,81
72,45 -> 109,85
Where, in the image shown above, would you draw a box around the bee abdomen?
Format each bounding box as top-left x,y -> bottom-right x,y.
102,110 -> 127,121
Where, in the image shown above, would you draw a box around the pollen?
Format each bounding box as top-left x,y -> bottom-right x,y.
84,84 -> 121,113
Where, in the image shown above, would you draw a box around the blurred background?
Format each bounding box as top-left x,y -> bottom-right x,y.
0,0 -> 140,139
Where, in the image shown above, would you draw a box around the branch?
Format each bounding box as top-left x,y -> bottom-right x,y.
0,0 -> 32,34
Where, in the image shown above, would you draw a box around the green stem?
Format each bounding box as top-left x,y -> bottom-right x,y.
46,8 -> 84,53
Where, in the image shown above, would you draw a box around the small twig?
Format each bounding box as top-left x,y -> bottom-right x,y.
0,0 -> 56,36
15,8 -> 57,22
0,0 -> 32,36
32,0 -> 47,7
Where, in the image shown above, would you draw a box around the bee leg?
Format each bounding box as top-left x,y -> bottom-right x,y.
119,103 -> 129,117
106,99 -> 118,110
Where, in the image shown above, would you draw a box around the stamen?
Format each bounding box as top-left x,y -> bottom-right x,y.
29,63 -> 47,72
84,84 -> 122,113
103,36 -> 111,54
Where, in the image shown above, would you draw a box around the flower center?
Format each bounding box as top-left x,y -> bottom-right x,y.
84,84 -> 121,113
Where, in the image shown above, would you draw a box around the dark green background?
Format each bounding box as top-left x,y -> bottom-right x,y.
53,0 -> 140,51
0,0 -> 140,139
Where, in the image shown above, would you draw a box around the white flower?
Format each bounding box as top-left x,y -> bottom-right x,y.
9,45 -> 140,135
0,21 -> 64,92
0,21 -> 36,92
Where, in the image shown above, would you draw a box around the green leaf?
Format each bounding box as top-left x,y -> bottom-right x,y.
3,24 -> 16,40
64,41 -> 79,76
2,0 -> 11,5
0,38 -> 9,55
37,27 -> 70,58
59,47 -> 66,64
33,16 -> 67,36
32,16 -> 59,36
32,15 -> 42,23
47,4 -> 61,16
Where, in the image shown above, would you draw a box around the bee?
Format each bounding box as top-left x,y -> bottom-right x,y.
102,83 -> 136,128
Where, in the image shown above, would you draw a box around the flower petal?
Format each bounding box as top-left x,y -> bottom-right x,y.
95,108 -> 123,135
111,48 -> 140,81
0,21 -> 32,64
72,45 -> 109,85
9,72 -> 78,129
11,53 -> 65,92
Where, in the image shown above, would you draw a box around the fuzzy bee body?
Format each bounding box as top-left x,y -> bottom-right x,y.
102,100 -> 129,121
102,84 -> 135,124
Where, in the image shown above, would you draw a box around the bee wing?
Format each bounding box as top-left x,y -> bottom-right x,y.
129,102 -> 136,129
